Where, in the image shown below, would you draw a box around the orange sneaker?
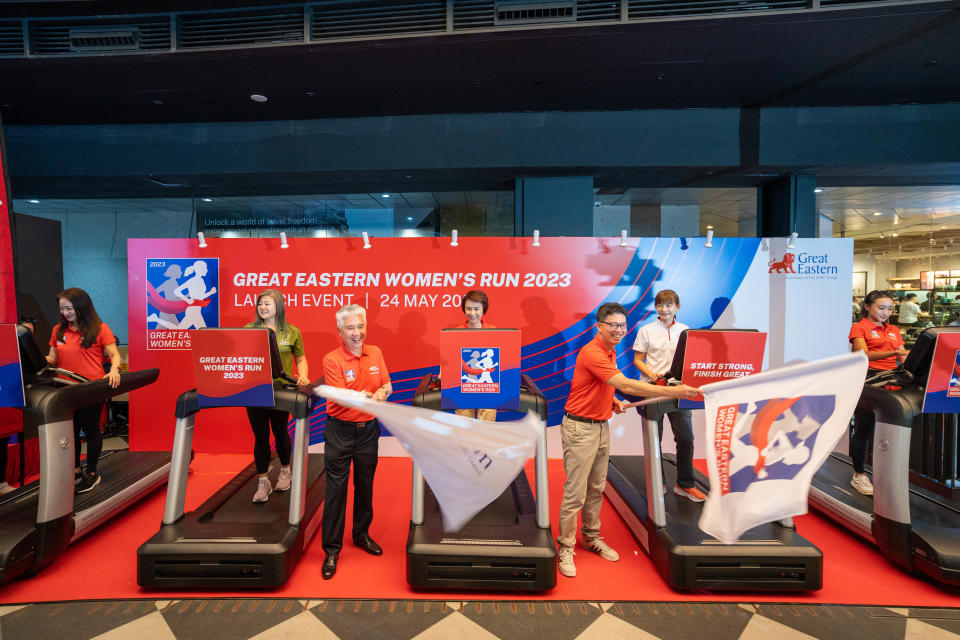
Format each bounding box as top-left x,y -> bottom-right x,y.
673,485 -> 707,502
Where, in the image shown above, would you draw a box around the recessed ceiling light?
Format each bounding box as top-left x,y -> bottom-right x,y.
892,232 -> 898,237
873,212 -> 882,216
706,225 -> 714,230
201,197 -> 213,202
406,216 -> 413,221
250,94 -> 268,103
27,199 -> 39,204
381,194 -> 391,198
813,188 -> 824,193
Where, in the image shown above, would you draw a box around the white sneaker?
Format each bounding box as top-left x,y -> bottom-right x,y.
583,536 -> 619,562
558,547 -> 576,577
851,473 -> 874,496
275,467 -> 292,492
0,482 -> 13,495
253,476 -> 273,503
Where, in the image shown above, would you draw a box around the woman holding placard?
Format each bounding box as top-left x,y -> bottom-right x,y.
245,289 -> 310,503
46,288 -> 122,494
848,290 -> 907,496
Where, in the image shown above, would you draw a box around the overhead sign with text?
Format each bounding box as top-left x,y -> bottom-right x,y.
128,237 -> 853,454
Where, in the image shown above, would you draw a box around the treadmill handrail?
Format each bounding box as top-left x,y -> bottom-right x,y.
25,368 -> 160,424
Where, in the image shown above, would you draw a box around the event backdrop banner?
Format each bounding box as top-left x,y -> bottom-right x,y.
128,236 -> 853,453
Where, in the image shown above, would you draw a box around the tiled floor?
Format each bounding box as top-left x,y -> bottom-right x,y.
1,600 -> 959,640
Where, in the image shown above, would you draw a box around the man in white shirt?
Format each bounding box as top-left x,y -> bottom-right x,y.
632,290 -> 706,502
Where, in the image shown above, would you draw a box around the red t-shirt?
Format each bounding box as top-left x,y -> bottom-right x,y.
564,335 -> 621,421
322,342 -> 391,422
450,321 -> 497,329
49,322 -> 116,381
849,318 -> 904,371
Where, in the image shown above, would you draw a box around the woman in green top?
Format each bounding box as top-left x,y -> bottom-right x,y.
245,289 -> 310,503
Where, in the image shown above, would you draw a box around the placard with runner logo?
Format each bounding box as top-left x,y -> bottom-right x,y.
192,329 -> 274,408
438,328 -> 520,410
0,324 -> 25,408
922,331 -> 960,413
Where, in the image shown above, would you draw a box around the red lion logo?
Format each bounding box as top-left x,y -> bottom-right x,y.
768,253 -> 796,274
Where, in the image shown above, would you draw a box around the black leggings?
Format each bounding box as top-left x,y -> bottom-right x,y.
75,402 -> 104,474
246,407 -> 292,474
851,405 -> 875,474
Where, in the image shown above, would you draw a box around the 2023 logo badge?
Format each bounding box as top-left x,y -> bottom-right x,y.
145,258 -> 220,350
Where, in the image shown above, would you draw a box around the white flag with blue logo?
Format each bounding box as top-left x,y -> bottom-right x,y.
698,352 -> 868,544
314,385 -> 540,531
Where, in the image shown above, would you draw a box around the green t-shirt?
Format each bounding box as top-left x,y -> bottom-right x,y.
244,323 -> 305,387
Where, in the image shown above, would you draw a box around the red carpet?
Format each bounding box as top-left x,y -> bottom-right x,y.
1,454 -> 959,606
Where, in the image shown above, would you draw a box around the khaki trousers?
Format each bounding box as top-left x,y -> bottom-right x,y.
454,408 -> 498,422
557,415 -> 610,550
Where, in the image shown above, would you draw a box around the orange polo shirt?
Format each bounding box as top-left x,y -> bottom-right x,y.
450,321 -> 497,329
849,318 -> 904,371
49,322 -> 116,381
564,334 -> 621,421
322,342 -> 391,422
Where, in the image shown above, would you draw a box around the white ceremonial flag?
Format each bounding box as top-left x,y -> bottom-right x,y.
314,385 -> 540,532
698,351 -> 868,544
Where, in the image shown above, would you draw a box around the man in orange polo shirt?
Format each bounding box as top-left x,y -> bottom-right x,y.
320,304 -> 392,580
558,302 -> 697,578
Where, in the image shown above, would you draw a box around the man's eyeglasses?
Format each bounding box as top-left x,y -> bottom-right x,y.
598,321 -> 627,331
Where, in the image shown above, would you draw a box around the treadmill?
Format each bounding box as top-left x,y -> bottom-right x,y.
406,373 -> 556,590
137,329 -> 325,588
604,329 -> 823,591
0,324 -> 167,585
809,326 -> 960,586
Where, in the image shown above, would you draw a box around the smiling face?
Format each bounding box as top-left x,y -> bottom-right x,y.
656,300 -> 679,324
57,297 -> 77,326
597,312 -> 628,349
464,299 -> 485,328
866,296 -> 895,324
257,295 -> 277,324
338,313 -> 366,355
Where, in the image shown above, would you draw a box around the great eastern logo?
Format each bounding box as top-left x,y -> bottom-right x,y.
768,252 -> 838,276
768,253 -> 796,273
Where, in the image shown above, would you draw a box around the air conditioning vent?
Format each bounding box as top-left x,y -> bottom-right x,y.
495,1 -> 576,25
311,1 -> 445,41
178,8 -> 304,49
69,28 -> 140,52
576,0 -> 621,22
628,0 -> 806,19
30,18 -> 170,55
453,0 -> 497,30
0,22 -> 24,56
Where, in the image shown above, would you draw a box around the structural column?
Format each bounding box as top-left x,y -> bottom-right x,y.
514,176 -> 593,236
756,174 -> 817,238
630,204 -> 700,238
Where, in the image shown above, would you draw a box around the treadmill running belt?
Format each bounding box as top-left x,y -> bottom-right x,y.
435,484 -> 519,528
208,454 -> 326,525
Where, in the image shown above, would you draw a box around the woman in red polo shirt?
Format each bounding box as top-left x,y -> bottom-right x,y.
848,289 -> 907,496
46,288 -> 122,494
